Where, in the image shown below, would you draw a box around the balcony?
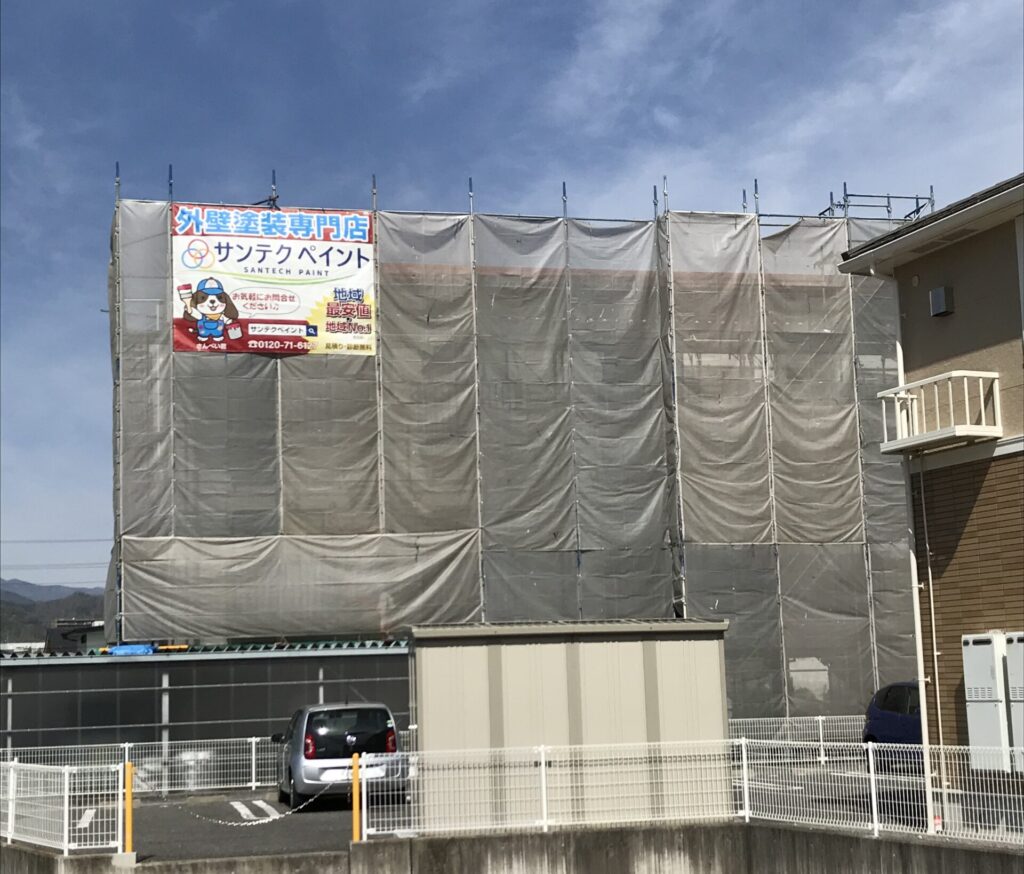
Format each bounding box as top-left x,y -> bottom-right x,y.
877,371 -> 1002,454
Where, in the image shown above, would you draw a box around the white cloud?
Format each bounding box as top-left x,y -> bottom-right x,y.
516,0 -> 1023,218
542,0 -> 736,136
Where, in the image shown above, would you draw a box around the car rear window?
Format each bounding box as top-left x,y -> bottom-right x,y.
302,707 -> 394,758
306,708 -> 390,737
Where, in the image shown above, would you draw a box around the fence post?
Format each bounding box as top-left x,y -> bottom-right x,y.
740,739 -> 750,823
125,761 -> 134,855
116,764 -> 124,853
866,743 -> 879,838
351,753 -> 361,843
5,762 -> 16,844
250,737 -> 257,791
62,766 -> 71,856
817,716 -> 825,765
361,755 -> 369,842
538,746 -> 549,832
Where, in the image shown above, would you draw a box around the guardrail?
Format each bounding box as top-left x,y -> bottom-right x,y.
359,740 -> 1024,847
0,762 -> 123,855
877,370 -> 1002,453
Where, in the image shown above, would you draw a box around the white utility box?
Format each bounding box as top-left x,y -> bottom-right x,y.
962,631 -> 1011,772
1006,631 -> 1024,772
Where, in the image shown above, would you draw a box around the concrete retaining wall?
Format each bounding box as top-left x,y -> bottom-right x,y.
351,823 -> 1022,874
3,823 -> 1021,874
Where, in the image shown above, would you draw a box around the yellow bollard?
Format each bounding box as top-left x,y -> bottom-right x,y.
351,753 -> 361,843
124,761 -> 134,854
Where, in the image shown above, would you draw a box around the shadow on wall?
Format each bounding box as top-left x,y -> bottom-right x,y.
911,458 -> 990,578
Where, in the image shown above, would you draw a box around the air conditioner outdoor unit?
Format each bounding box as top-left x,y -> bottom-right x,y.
1006,631 -> 1024,772
961,632 -> 1011,772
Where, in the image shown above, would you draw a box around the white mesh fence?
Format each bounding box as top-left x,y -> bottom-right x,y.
363,739 -> 1024,847
1,762 -> 122,854
361,741 -> 736,837
729,715 -> 866,743
3,739 -> 278,796
3,735 -> 1022,852
930,745 -> 1024,844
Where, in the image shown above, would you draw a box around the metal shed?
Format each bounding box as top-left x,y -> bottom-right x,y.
410,619 -> 729,751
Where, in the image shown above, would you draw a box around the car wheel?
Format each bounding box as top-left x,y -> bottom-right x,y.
289,774 -> 308,811
277,781 -> 288,804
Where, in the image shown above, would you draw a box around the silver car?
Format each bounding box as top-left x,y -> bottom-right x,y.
271,702 -> 405,810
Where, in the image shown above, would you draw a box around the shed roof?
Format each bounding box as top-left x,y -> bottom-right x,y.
411,618 -> 728,643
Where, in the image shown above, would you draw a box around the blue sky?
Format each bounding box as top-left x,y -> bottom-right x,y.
1,0 -> 1022,587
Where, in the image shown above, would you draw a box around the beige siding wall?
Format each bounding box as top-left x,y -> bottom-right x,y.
577,641 -> 648,745
500,643 -> 570,747
652,638 -> 728,741
895,222 -> 1024,439
416,635 -> 727,751
416,645 -> 491,750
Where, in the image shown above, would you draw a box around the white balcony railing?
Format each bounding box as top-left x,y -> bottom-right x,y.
877,370 -> 1002,454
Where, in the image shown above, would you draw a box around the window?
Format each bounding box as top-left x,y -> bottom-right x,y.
306,708 -> 389,737
881,685 -> 909,714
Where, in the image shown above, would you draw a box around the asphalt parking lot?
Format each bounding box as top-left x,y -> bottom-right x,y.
134,791 -> 355,862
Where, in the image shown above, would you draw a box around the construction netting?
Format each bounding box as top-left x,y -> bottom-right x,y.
107,201 -> 917,716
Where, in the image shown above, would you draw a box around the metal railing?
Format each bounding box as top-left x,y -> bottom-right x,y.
877,370 -> 1002,453
360,739 -> 1024,847
1,762 -> 123,855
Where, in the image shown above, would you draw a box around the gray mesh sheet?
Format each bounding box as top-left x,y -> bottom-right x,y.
762,220 -> 863,543
670,213 -> 772,544
683,544 -> 785,717
121,530 -> 480,640
569,220 -> 669,551
868,542 -> 918,685
474,215 -> 575,552
578,548 -> 675,620
118,201 -> 173,536
779,543 -> 874,716
281,356 -> 379,535
847,219 -> 917,688
483,550 -> 579,621
173,354 -> 280,537
569,220 -> 676,619
379,214 -> 478,533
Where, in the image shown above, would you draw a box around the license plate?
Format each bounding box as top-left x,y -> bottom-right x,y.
320,766 -> 385,781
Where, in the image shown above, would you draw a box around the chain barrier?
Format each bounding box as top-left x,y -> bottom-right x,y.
179,779 -> 344,827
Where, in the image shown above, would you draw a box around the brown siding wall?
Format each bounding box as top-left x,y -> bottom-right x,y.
912,452 -> 1024,745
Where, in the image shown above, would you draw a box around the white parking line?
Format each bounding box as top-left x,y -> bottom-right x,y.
75,808 -> 96,829
230,801 -> 257,820
252,800 -> 281,819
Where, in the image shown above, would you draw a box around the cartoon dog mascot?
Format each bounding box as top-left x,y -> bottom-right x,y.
183,277 -> 239,342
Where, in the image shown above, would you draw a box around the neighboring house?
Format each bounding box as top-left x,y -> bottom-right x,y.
840,173 -> 1024,747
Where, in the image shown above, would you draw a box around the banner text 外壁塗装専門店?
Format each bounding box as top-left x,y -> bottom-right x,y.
170,202 -> 376,355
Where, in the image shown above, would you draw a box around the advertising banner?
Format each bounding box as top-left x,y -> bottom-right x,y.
170,203 -> 375,355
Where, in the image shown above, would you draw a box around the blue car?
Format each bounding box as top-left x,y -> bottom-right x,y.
863,681 -> 922,745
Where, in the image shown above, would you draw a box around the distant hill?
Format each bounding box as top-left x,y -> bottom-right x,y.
1,588 -> 33,606
1,578 -> 104,602
0,580 -> 104,644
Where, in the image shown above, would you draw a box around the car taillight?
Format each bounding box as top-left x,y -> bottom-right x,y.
304,733 -> 315,759
385,728 -> 396,753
